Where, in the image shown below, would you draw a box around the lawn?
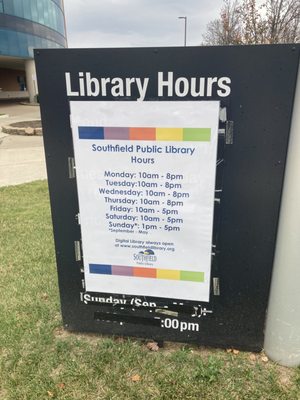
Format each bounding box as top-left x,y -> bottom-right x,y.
0,181 -> 299,400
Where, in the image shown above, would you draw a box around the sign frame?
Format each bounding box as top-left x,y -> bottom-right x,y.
35,44 -> 300,351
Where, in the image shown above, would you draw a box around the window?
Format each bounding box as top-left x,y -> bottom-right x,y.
2,0 -> 65,36
0,28 -> 64,58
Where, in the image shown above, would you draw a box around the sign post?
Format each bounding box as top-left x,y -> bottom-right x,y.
264,63 -> 300,367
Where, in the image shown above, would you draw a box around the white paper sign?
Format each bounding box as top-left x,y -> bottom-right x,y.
70,101 -> 219,302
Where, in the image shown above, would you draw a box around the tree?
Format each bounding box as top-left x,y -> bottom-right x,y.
265,0 -> 300,43
203,0 -> 300,45
203,0 -> 243,45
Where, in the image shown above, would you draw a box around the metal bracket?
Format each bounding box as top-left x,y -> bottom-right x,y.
213,277 -> 220,296
225,121 -> 234,144
74,240 -> 82,261
155,309 -> 179,317
219,107 -> 227,122
212,243 -> 216,256
68,157 -> 76,179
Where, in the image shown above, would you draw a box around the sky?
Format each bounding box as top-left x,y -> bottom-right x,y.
63,0 -> 225,48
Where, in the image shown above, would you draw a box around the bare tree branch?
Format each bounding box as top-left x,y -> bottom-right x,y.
203,0 -> 300,45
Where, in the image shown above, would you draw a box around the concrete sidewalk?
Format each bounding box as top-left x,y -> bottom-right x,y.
0,101 -> 41,127
0,102 -> 47,187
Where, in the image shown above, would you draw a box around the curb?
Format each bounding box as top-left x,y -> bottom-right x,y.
2,125 -> 43,136
20,102 -> 40,107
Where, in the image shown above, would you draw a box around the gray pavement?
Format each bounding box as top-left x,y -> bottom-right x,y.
0,102 -> 47,187
0,101 -> 41,128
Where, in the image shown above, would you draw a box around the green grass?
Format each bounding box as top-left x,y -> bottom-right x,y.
0,181 -> 299,400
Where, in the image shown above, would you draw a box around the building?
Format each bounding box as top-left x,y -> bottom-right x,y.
0,0 -> 67,102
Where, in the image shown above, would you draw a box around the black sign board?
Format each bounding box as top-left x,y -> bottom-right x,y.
35,44 -> 299,351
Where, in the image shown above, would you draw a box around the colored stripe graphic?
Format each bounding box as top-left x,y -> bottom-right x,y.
129,127 -> 156,140
157,269 -> 180,280
133,267 -> 157,278
79,127 -> 211,142
183,128 -> 211,141
104,127 -> 129,140
156,128 -> 183,141
89,264 -> 204,283
112,265 -> 133,276
90,264 -> 111,274
78,126 -> 104,139
180,271 -> 204,282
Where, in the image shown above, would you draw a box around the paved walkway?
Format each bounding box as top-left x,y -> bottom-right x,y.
0,102 -> 47,187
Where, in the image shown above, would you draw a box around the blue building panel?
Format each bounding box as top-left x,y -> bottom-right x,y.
1,0 -> 65,36
0,28 -> 62,58
0,0 -> 66,59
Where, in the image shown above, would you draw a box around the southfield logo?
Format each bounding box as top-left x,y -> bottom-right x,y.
133,249 -> 157,264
